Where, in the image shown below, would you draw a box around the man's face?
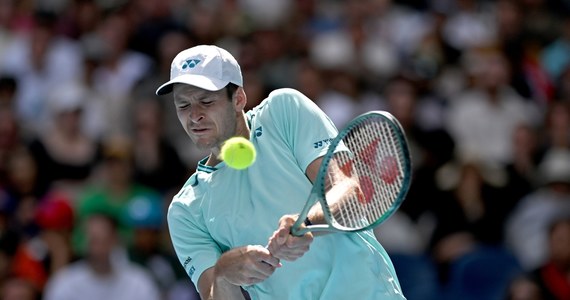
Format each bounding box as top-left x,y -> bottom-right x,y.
173,84 -> 238,151
86,215 -> 116,262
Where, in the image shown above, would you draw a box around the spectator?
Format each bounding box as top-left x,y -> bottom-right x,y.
3,148 -> 45,238
502,123 -> 541,217
528,216 -> 570,299
72,136 -> 161,256
90,11 -> 154,137
506,148 -> 570,270
0,10 -> 83,134
44,213 -> 160,300
126,192 -> 200,300
27,81 -> 101,197
9,191 -> 75,290
446,46 -> 540,165
428,153 -> 508,282
131,97 -> 187,195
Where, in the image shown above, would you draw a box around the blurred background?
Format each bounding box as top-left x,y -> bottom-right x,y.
0,0 -> 569,299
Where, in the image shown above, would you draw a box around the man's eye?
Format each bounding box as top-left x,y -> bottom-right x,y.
178,103 -> 190,109
201,101 -> 213,105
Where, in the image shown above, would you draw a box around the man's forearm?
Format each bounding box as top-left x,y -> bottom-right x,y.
198,267 -> 245,300
208,276 -> 245,300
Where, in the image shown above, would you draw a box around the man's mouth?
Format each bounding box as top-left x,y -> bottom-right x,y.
191,127 -> 210,135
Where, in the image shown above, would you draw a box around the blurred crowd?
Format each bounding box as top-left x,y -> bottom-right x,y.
0,0 -> 569,299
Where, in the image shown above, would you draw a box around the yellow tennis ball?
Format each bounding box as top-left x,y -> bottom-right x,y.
220,137 -> 256,170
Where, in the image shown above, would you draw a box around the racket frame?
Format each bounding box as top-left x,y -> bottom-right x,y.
291,111 -> 412,236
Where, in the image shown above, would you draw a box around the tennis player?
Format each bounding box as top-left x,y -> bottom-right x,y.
157,45 -> 406,299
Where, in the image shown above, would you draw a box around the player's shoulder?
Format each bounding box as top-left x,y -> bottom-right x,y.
267,87 -> 306,98
267,88 -> 312,105
169,172 -> 208,210
252,88 -> 317,116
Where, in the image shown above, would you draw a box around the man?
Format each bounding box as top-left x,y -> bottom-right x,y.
43,214 -> 160,300
158,45 -> 405,299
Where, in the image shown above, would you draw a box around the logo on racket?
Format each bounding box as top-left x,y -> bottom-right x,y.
339,138 -> 381,176
361,138 -> 381,166
358,175 -> 375,204
379,156 -> 399,184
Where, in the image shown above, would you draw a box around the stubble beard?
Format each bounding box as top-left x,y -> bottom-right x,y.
189,111 -> 237,153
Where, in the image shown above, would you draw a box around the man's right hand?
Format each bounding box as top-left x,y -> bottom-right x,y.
267,215 -> 314,261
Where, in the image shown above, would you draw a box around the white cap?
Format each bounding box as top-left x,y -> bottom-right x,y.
155,45 -> 243,95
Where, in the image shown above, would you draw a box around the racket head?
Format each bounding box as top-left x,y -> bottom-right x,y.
314,111 -> 412,232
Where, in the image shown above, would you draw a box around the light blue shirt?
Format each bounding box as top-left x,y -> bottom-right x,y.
168,88 -> 405,299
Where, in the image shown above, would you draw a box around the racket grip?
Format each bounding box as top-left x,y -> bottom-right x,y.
290,218 -> 311,237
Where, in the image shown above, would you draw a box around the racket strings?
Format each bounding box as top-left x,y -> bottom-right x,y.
326,117 -> 407,230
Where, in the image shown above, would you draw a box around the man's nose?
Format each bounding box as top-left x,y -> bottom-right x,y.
190,107 -> 204,123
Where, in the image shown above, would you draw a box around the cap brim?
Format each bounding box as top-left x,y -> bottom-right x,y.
155,74 -> 229,96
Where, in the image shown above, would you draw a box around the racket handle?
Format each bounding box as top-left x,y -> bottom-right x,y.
290,219 -> 311,237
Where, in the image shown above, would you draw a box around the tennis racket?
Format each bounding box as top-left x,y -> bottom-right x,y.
291,111 -> 412,236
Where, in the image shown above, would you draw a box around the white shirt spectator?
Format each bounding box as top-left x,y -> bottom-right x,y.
44,248 -> 161,300
505,148 -> 570,270
445,87 -> 538,165
0,34 -> 83,132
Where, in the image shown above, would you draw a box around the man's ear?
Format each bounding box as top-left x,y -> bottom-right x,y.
234,87 -> 247,111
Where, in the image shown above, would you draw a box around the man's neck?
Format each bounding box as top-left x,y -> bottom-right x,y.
206,112 -> 250,167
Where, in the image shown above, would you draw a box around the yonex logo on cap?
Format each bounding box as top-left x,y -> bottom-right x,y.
182,59 -> 201,69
